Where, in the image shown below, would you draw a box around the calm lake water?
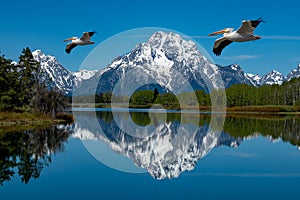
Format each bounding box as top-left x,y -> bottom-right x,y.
1,109 -> 300,199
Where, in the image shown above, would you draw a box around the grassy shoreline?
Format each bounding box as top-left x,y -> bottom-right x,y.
226,105 -> 300,113
0,112 -> 73,127
90,103 -> 300,113
2,105 -> 300,126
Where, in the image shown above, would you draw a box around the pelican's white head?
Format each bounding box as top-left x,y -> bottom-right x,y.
208,28 -> 234,36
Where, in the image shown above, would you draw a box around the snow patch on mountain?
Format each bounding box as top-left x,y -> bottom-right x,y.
259,70 -> 284,85
246,73 -> 261,86
73,70 -> 98,82
286,63 -> 300,81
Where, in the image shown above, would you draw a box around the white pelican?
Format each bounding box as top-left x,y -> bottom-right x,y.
208,18 -> 265,56
64,31 -> 96,54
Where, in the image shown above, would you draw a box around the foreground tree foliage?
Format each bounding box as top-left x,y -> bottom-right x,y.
0,48 -> 68,116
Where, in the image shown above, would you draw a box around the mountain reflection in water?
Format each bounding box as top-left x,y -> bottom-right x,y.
2,110 -> 300,184
74,110 -> 230,179
73,110 -> 300,179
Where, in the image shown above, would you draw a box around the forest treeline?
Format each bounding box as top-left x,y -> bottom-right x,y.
225,80 -> 300,107
74,76 -> 300,110
0,48 -> 68,116
130,79 -> 300,108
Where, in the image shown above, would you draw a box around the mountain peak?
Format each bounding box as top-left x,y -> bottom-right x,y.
32,49 -> 48,57
147,31 -> 198,62
270,70 -> 281,74
93,31 -> 220,94
32,49 -> 45,59
32,49 -> 57,63
32,49 -> 43,54
148,31 -> 183,47
260,69 -> 284,85
124,31 -> 200,68
286,64 -> 300,81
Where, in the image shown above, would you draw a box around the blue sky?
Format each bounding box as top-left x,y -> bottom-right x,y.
1,0 -> 300,76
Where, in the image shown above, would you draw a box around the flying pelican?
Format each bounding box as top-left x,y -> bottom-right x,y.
208,18 -> 265,56
64,31 -> 96,54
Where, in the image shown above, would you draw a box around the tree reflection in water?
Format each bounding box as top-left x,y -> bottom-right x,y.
0,125 -> 72,185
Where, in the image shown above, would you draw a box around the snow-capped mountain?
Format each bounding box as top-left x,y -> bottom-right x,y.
91,31 -> 224,95
32,50 -> 75,94
32,50 -> 97,95
218,64 -> 260,87
286,63 -> 300,81
259,70 -> 284,85
72,111 -> 242,179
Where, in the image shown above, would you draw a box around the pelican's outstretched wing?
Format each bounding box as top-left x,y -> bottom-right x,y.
80,31 -> 96,41
65,43 -> 78,54
236,17 -> 265,34
213,37 -> 233,56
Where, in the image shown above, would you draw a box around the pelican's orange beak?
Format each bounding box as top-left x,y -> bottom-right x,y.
255,36 -> 261,40
64,37 -> 74,42
208,29 -> 227,36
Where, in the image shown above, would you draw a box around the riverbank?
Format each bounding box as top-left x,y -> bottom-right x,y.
0,112 -> 74,127
226,105 -> 300,113
92,103 -> 300,113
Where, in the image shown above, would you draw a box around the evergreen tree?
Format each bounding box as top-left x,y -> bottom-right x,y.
18,47 -> 40,108
153,88 -> 159,103
0,47 -> 69,116
0,55 -> 20,110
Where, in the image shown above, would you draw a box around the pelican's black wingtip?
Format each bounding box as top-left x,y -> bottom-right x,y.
257,17 -> 266,23
88,31 -> 97,37
250,17 -> 266,28
91,30 -> 98,34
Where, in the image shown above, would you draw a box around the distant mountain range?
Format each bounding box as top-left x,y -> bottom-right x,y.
31,31 -> 300,95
